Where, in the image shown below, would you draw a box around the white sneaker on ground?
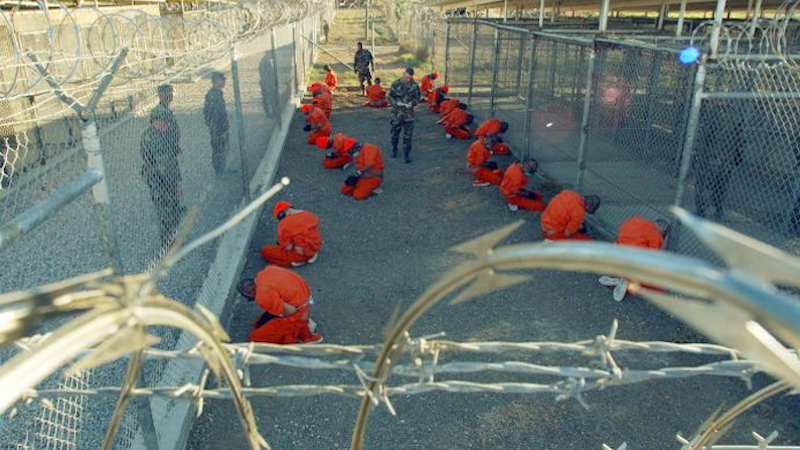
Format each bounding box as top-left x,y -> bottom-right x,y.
613,279 -> 629,302
307,253 -> 318,264
342,162 -> 352,170
445,134 -> 453,139
308,318 -> 317,333
507,203 -> 519,212
472,179 -> 490,187
291,261 -> 306,268
373,188 -> 383,194
598,276 -> 621,287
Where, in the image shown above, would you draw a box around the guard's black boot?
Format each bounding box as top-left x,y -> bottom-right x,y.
391,148 -> 398,158
404,152 -> 412,164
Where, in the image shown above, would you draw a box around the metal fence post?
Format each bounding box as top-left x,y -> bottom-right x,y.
443,20 -> 451,84
270,27 -> 284,129
229,44 -> 251,199
466,19 -> 479,108
523,32 -> 536,161
292,23 -> 300,94
575,43 -> 597,193
514,31 -> 526,95
489,27 -> 501,116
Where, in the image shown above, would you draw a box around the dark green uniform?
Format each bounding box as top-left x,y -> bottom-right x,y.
141,110 -> 184,247
203,87 -> 230,174
388,78 -> 420,160
354,48 -> 374,92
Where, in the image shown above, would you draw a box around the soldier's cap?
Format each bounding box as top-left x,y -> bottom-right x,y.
149,107 -> 171,122
323,64 -> 331,71
441,85 -> 449,94
343,138 -> 358,153
157,84 -> 174,94
210,71 -> 226,81
431,71 -> 439,79
273,201 -> 292,218
374,77 -> 381,83
357,41 -> 363,46
404,67 -> 415,76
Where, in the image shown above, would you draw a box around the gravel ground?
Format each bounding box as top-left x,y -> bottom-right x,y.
186,13 -> 799,450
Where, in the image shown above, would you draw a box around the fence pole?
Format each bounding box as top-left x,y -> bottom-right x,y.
136,389 -> 161,450
748,0 -> 763,39
575,44 -> 597,192
270,27 -> 284,130
538,0 -> 545,28
466,19 -> 479,108
676,0 -> 688,36
523,32 -> 536,161
599,0 -> 610,32
709,0 -> 728,57
292,23 -> 301,94
489,27 -> 501,116
365,0 -> 370,40
26,49 -> 127,274
514,31 -> 525,94
443,20 -> 451,84
229,44 -> 251,199
674,58 -> 707,208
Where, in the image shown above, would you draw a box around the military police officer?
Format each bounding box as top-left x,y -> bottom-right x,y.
388,67 -> 421,164
203,71 -> 230,175
353,42 -> 374,95
141,85 -> 185,248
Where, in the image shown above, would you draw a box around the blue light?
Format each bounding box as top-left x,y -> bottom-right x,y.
679,47 -> 700,65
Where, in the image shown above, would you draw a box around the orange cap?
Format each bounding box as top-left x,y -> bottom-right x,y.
441,85 -> 449,93
300,104 -> 313,114
273,201 -> 292,218
431,71 -> 439,79
316,136 -> 330,149
310,83 -> 321,92
343,138 -> 358,153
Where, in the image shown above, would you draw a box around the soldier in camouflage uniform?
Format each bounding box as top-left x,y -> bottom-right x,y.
388,67 -> 421,164
353,42 -> 374,95
141,85 -> 185,248
203,72 -> 230,175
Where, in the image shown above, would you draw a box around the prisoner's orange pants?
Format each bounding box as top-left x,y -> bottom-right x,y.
308,129 -> 331,145
249,312 -> 313,344
323,154 -> 352,169
341,177 -> 382,200
506,193 -> 545,212
259,245 -> 314,267
473,167 -> 503,186
364,100 -> 388,108
445,127 -> 471,139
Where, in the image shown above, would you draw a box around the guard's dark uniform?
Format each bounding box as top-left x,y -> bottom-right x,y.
354,48 -> 374,92
141,106 -> 184,247
203,86 -> 230,174
388,77 -> 420,162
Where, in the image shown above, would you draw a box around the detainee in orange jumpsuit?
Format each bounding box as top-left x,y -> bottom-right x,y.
438,104 -> 474,139
467,138 -> 503,187
438,98 -> 460,118
598,216 -> 670,301
323,64 -> 338,91
363,77 -> 389,108
259,201 -> 323,267
475,118 -> 511,155
310,82 -> 332,96
428,85 -> 449,112
500,160 -> 545,212
541,190 -> 601,241
340,138 -> 384,200
301,104 -> 331,145
316,133 -> 353,169
419,71 -> 438,102
239,266 -> 322,345
312,89 -> 333,118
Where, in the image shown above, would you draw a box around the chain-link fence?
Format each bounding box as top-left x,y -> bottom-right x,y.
0,1 -> 333,449
425,17 -> 800,259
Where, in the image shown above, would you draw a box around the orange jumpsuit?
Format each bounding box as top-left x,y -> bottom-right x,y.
475,118 -> 511,155
420,75 -> 434,102
323,133 -> 353,169
364,84 -> 389,107
249,266 -> 317,344
305,107 -> 331,144
259,211 -> 323,267
500,162 -> 545,212
428,89 -> 447,112
311,82 -> 332,96
541,190 -> 590,241
440,109 -> 472,139
616,216 -> 664,250
325,70 -> 338,91
341,143 -> 384,200
438,99 -> 460,118
313,92 -> 333,118
467,139 -> 502,186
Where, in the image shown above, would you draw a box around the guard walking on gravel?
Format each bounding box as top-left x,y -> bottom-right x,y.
203,72 -> 230,175
353,42 -> 375,94
388,67 -> 421,164
140,103 -> 185,248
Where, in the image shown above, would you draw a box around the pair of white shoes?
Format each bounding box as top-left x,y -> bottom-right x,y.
598,276 -> 629,302
291,252 -> 319,268
508,203 -> 519,212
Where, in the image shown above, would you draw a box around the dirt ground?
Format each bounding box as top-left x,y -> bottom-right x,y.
186,10 -> 799,450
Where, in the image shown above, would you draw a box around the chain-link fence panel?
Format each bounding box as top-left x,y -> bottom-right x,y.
580,41 -> 695,242
442,19 -> 474,98
467,22 -> 496,120
491,28 -> 530,159
675,60 -> 800,259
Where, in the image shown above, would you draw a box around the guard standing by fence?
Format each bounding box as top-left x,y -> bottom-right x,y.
354,42 -> 375,95
203,72 -> 230,175
140,98 -> 185,248
388,67 -> 421,164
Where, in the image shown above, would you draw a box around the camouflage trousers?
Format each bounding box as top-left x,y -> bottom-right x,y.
390,117 -> 414,156
357,71 -> 372,91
